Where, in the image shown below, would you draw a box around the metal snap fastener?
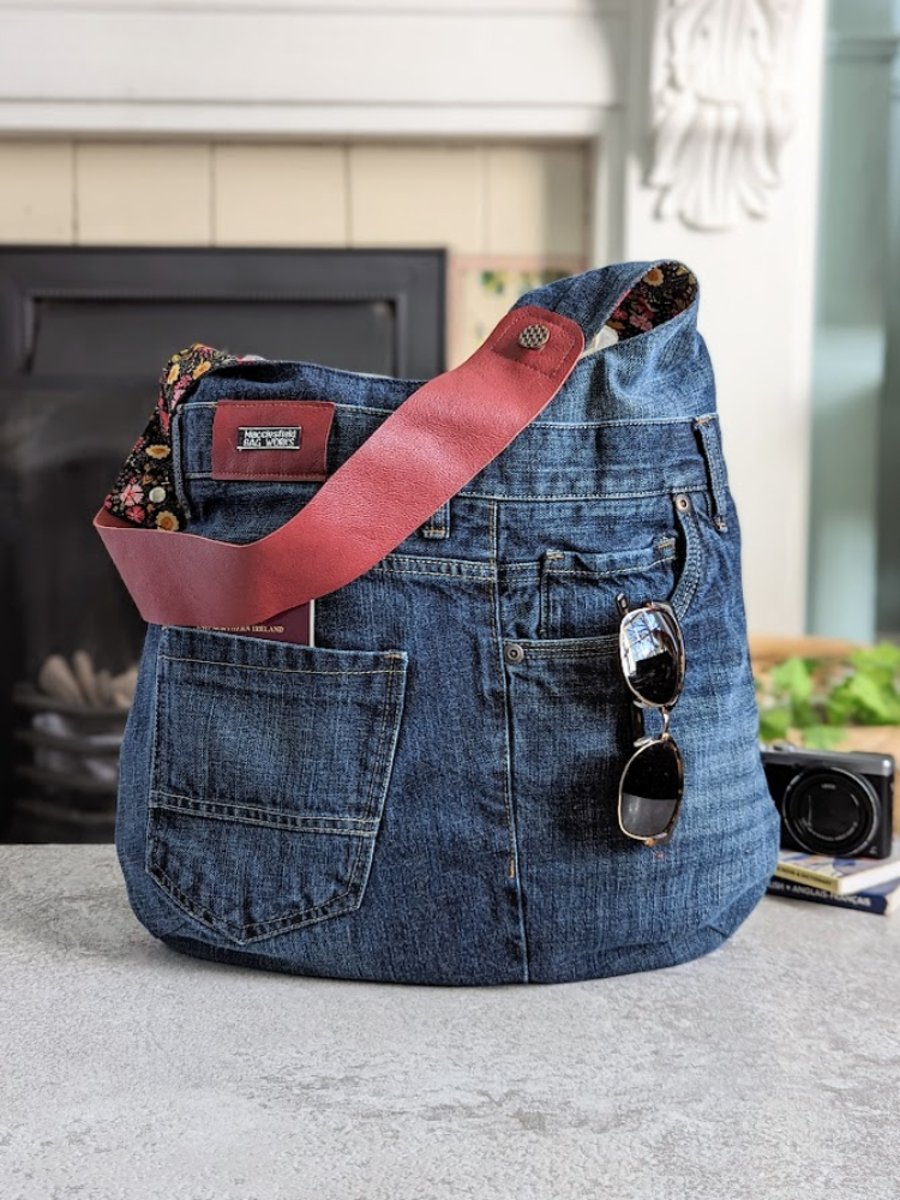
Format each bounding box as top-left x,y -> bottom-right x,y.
675,494 -> 691,512
518,323 -> 550,351
505,643 -> 526,664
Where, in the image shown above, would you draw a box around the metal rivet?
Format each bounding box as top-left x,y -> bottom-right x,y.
518,323 -> 550,351
675,494 -> 691,511
505,643 -> 526,664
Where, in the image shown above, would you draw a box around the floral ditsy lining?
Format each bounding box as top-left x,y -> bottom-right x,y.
608,261 -> 697,340
103,343 -> 242,531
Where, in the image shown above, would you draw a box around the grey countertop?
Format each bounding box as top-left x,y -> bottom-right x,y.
2,845 -> 899,1200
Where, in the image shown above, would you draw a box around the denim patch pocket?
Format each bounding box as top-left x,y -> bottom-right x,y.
538,492 -> 703,641
146,627 -> 408,945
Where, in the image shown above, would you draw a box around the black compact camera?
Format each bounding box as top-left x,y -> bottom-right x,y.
762,743 -> 895,859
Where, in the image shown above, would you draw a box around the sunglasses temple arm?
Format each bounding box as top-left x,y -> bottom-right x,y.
629,699 -> 646,745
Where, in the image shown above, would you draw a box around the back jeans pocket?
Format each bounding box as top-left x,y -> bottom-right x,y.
146,626 -> 408,945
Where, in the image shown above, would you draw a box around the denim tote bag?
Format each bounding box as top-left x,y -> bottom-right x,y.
96,259 -> 780,985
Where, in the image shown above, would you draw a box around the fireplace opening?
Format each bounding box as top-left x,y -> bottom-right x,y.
0,246 -> 446,842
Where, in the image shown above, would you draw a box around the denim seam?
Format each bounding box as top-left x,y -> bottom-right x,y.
491,499 -> 530,983
668,493 -> 704,622
546,551 -> 676,579
145,853 -> 363,943
370,563 -> 492,581
150,792 -> 378,831
188,400 -> 398,417
378,553 -> 478,568
146,643 -> 165,877
538,551 -> 555,639
692,415 -> 729,532
353,659 -> 401,898
158,655 -> 403,677
178,476 -> 708,502
458,485 -> 708,503
170,406 -> 194,522
420,500 -> 450,539
372,555 -> 490,579
530,413 -> 717,429
149,808 -> 377,838
505,638 -> 619,660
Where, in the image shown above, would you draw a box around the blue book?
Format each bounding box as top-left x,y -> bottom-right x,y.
767,873 -> 900,916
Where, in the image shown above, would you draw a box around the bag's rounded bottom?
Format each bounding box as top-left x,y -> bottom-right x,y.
151,875 -> 765,987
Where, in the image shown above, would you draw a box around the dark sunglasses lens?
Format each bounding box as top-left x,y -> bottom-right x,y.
620,606 -> 684,706
620,739 -> 683,840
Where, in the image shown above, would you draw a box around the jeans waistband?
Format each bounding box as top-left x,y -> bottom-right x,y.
179,398 -> 718,502
178,339 -> 722,502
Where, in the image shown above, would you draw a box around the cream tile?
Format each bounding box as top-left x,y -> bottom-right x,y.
486,144 -> 588,257
349,143 -> 484,253
0,141 -> 74,242
75,142 -> 212,244
214,144 -> 347,246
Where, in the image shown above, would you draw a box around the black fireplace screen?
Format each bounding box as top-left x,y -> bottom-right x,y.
0,247 -> 445,842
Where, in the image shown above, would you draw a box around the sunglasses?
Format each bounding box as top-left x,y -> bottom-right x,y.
614,593 -> 686,847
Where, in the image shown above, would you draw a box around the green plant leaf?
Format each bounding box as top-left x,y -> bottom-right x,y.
759,706 -> 791,742
826,678 -> 859,727
770,656 -> 813,704
800,724 -> 847,750
839,672 -> 900,725
790,698 -> 819,729
479,270 -> 507,296
849,642 -> 900,681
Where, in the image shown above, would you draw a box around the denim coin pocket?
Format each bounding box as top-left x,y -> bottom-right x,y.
145,626 -> 408,944
538,492 -> 703,641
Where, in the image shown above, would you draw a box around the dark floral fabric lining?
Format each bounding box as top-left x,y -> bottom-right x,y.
607,261 -> 697,340
105,264 -> 697,533
104,343 -> 242,531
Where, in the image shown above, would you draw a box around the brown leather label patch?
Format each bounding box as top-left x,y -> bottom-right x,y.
211,399 -> 335,481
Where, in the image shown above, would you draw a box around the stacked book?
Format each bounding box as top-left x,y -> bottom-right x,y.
767,837 -> 900,916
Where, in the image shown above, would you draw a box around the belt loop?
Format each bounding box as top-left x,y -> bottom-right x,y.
692,415 -> 729,532
420,500 -> 450,540
170,406 -> 193,524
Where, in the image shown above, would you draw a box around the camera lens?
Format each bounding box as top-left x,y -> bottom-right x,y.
782,766 -> 880,857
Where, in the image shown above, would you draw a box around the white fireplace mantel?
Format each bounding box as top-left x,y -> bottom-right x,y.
0,0 -> 828,635
0,0 -> 628,138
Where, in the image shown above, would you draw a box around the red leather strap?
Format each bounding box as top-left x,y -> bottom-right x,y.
94,306 -> 584,627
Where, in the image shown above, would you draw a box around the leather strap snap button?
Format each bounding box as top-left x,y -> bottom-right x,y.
518,323 -> 551,351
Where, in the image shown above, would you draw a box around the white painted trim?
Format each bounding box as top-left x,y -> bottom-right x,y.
0,5 -> 625,138
0,104 -> 610,139
588,110 -> 625,266
0,0 -> 626,11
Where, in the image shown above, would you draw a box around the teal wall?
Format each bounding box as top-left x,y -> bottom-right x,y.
876,4 -> 900,635
808,0 -> 900,640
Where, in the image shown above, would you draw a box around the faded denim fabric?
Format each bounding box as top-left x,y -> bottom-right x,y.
115,260 -> 780,985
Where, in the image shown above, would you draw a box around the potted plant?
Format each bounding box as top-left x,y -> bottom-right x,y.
751,635 -> 900,833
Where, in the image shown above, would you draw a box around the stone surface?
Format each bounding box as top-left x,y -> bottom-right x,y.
1,845 -> 899,1200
